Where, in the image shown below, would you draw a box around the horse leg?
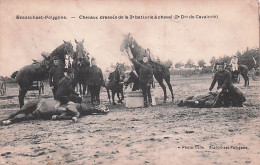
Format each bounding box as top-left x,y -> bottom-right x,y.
117,91 -> 121,103
120,88 -> 124,101
155,76 -> 167,103
79,83 -> 82,95
1,99 -> 40,125
112,91 -> 116,105
83,83 -> 87,95
106,87 -> 111,104
164,76 -> 174,102
241,74 -> 249,86
18,87 -> 28,108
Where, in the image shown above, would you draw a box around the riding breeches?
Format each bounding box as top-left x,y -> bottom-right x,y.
140,82 -> 152,104
231,64 -> 238,71
88,85 -> 101,104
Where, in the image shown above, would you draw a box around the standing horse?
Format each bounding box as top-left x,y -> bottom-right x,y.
120,34 -> 174,102
71,39 -> 90,95
225,64 -> 249,86
104,64 -> 125,105
12,41 -> 74,108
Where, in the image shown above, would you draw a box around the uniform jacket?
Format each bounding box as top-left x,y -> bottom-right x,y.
56,76 -> 78,98
131,59 -> 153,84
209,69 -> 232,91
49,65 -> 65,87
87,65 -> 103,86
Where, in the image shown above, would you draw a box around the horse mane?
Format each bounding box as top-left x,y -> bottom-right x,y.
49,43 -> 66,60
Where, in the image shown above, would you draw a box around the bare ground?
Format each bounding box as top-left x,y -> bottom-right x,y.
0,75 -> 259,165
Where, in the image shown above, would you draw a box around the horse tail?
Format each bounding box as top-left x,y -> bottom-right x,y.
11,71 -> 18,79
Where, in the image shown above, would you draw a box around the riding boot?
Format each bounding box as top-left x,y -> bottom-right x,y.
91,96 -> 95,105
144,97 -> 148,108
148,98 -> 152,106
96,96 -> 100,105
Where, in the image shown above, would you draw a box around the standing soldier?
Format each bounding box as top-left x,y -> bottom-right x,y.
230,55 -> 238,72
87,57 -> 104,105
49,57 -> 65,100
131,56 -> 153,107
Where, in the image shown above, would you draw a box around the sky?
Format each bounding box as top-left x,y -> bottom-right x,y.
0,0 -> 258,76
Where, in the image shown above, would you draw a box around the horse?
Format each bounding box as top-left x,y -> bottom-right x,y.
71,39 -> 90,95
0,98 -> 109,126
104,64 -> 125,105
124,70 -> 140,91
120,34 -> 174,103
225,64 -> 249,86
12,40 -> 74,108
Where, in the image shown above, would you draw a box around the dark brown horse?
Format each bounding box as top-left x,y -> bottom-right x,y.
104,63 -> 125,105
225,64 -> 249,86
120,34 -> 174,102
71,39 -> 90,95
12,41 -> 74,108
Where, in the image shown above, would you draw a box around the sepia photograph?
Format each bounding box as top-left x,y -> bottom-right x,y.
0,0 -> 259,164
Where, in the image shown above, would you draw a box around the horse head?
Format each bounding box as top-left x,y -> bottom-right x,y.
49,40 -> 74,65
115,63 -> 126,83
120,34 -> 137,53
74,39 -> 90,69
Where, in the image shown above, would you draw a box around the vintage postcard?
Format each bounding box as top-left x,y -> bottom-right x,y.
0,0 -> 259,164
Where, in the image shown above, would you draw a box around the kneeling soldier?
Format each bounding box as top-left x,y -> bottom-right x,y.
209,61 -> 245,107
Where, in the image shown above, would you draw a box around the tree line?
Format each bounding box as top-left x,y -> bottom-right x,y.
174,47 -> 259,70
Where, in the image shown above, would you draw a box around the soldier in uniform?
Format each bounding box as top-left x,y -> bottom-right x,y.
131,56 -> 153,107
209,61 -> 245,107
56,70 -> 82,105
87,57 -> 104,105
230,55 -> 238,72
49,57 -> 65,100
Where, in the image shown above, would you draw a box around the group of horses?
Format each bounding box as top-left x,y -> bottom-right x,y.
11,35 -> 171,109
11,34 -> 250,110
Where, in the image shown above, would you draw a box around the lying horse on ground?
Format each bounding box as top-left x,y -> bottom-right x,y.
178,88 -> 246,108
103,64 -> 125,105
11,41 -> 74,108
120,34 -> 174,103
1,98 -> 109,126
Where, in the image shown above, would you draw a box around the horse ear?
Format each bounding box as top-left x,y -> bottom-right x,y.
41,54 -> 47,59
75,39 -> 78,44
82,39 -> 84,43
63,40 -> 66,44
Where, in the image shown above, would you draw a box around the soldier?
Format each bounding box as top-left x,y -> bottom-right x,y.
49,57 -> 65,100
131,56 -> 153,107
230,55 -> 238,72
56,70 -> 82,105
87,57 -> 104,105
209,61 -> 245,107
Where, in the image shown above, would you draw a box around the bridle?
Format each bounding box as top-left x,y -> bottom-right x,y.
64,42 -> 73,57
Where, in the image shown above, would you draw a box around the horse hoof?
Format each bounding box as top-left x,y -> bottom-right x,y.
2,120 -> 11,126
72,117 -> 78,123
52,115 -> 58,120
